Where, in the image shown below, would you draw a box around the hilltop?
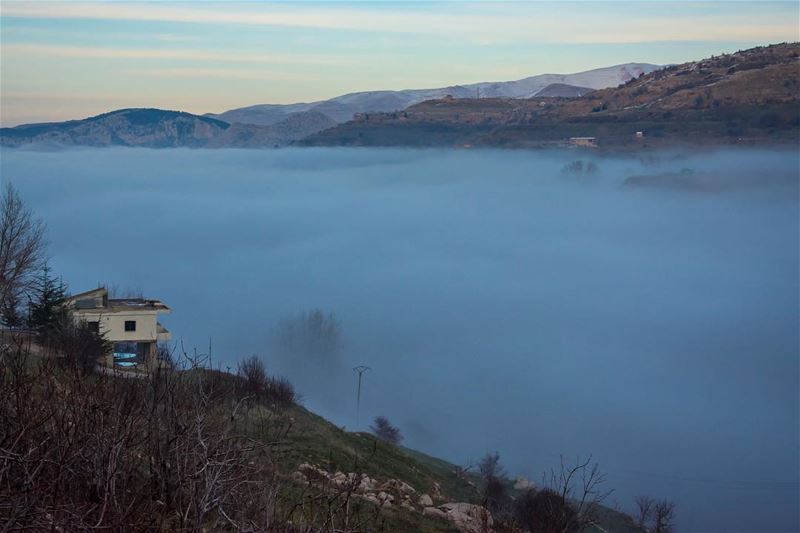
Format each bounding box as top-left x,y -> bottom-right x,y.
207,63 -> 657,126
0,108 -> 335,148
3,45 -> 795,150
304,43 -> 800,148
0,62 -> 658,149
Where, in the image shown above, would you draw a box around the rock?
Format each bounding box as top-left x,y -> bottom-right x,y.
361,493 -> 379,504
439,502 -> 494,533
423,506 -> 448,520
376,491 -> 394,507
400,499 -> 415,511
357,475 -> 377,493
297,463 -> 329,482
418,494 -> 433,506
380,478 -> 416,495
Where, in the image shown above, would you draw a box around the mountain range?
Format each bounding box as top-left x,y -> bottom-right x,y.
1,62 -> 657,148
304,43 -> 800,148
207,63 -> 658,126
2,47 -> 797,149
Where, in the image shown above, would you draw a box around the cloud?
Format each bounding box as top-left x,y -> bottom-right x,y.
1,2 -> 797,44
0,43 -> 354,66
134,67 -> 310,82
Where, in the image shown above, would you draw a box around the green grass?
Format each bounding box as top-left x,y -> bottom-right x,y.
241,401 -> 644,533
279,404 -> 479,502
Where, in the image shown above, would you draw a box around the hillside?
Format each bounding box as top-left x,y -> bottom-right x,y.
208,63 -> 658,126
270,401 -> 645,532
303,43 -> 800,148
0,108 -> 336,148
1,338 -> 645,533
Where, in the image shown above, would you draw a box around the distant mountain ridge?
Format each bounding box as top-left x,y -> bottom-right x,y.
0,108 -> 335,148
208,63 -> 659,126
302,43 -> 800,149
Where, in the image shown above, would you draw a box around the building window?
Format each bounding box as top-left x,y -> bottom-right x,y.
87,321 -> 99,333
124,320 -> 136,332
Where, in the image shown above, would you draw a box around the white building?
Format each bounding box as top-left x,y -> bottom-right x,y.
569,136 -> 598,148
66,287 -> 171,369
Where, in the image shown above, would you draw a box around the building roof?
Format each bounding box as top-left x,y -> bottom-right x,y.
67,287 -> 170,314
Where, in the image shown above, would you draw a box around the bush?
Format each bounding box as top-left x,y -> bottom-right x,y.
478,451 -> 506,481
238,355 -> 268,401
237,355 -> 296,408
265,375 -> 297,408
370,415 -> 403,445
515,488 -> 579,533
484,476 -> 509,515
53,316 -> 111,375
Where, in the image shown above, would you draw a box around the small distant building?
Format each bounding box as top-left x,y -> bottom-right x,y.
569,136 -> 598,148
636,131 -> 645,138
66,287 -> 171,369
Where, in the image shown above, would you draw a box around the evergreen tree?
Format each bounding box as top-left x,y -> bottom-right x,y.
27,264 -> 69,338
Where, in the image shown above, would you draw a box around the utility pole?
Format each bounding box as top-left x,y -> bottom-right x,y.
352,365 -> 370,429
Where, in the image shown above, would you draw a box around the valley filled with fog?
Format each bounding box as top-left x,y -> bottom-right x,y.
2,147 -> 797,531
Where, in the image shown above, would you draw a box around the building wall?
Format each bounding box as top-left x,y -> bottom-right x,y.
74,310 -> 159,342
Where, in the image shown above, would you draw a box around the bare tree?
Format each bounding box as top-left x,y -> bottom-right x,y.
540,455 -> 613,532
275,308 -> 342,360
635,494 -> 655,528
370,415 -> 403,445
478,451 -> 506,482
0,183 -> 45,326
653,499 -> 676,532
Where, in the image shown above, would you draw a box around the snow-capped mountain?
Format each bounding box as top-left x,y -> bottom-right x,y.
208,63 -> 660,126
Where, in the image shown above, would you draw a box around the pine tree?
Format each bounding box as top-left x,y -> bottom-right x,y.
27,264 -> 69,337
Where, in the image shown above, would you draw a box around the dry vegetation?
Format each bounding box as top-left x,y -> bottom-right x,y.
0,184 -> 666,532
305,43 -> 800,148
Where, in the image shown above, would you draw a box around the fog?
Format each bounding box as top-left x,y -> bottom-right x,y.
1,147 -> 797,532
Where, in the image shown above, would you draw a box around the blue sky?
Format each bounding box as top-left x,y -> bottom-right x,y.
1,1 -> 798,125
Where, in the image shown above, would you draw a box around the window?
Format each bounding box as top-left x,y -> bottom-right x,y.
87,321 -> 99,333
124,320 -> 136,332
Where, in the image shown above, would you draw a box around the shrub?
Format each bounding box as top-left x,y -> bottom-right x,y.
515,488 -> 579,533
484,476 -> 509,515
238,355 -> 268,401
478,451 -> 506,481
53,316 -> 111,375
236,355 -> 296,408
370,415 -> 403,445
265,375 -> 297,408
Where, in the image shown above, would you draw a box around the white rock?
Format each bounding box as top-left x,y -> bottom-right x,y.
423,506 -> 448,520
418,494 -> 433,506
439,502 -> 494,533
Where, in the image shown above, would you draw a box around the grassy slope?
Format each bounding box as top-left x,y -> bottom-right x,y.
261,402 -> 642,532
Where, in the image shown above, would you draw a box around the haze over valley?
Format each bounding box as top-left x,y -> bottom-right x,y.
1,2 -> 798,532
3,147 -> 797,531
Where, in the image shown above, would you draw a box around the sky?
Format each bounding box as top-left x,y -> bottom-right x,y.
1,1 -> 799,126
